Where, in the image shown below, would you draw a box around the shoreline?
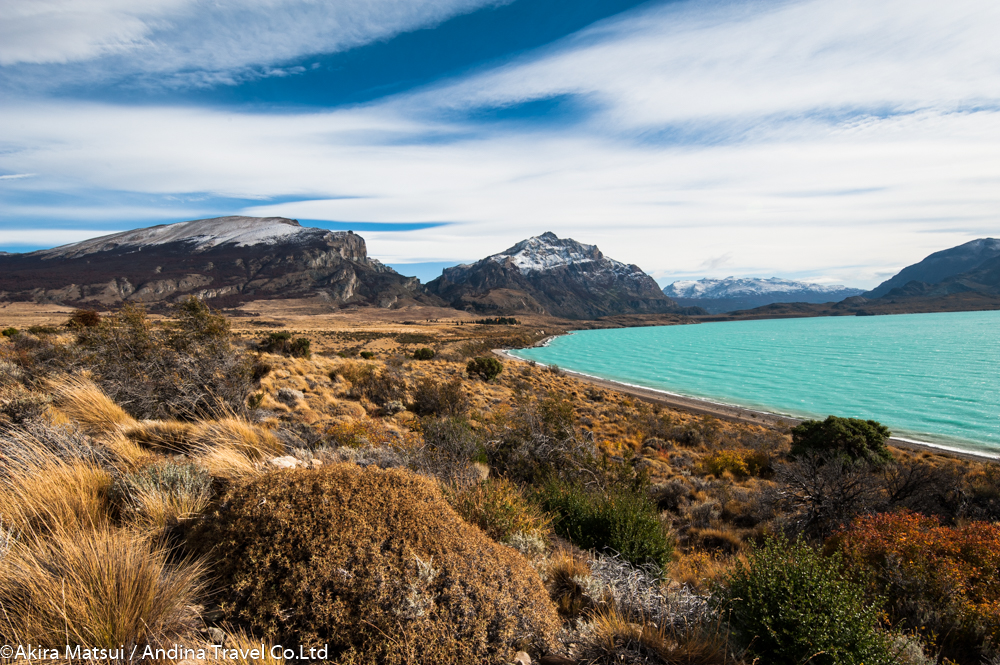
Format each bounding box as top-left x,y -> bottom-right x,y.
493,347 -> 999,464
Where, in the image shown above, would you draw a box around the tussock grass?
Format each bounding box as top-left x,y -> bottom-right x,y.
51,376 -> 137,436
446,477 -> 551,544
123,419 -> 199,453
193,418 -> 284,460
0,459 -> 112,534
579,605 -> 737,665
544,549 -> 594,619
116,460 -> 214,529
0,526 -> 205,648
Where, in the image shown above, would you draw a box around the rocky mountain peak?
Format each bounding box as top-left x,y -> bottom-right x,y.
488,232 -> 607,275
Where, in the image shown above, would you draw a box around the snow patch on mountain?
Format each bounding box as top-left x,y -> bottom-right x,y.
664,277 -> 862,299
36,216 -> 320,259
485,231 -> 631,275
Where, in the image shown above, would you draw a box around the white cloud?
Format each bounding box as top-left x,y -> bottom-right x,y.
0,0 -> 503,72
1,0 -> 999,288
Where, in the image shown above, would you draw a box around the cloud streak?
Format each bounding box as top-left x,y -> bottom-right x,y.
1,0 -> 998,287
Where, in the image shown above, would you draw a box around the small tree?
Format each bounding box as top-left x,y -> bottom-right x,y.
791,415 -> 892,465
413,347 -> 435,360
66,309 -> 101,329
466,356 -> 503,382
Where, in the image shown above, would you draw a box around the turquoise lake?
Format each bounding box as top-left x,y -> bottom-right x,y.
510,311 -> 1000,456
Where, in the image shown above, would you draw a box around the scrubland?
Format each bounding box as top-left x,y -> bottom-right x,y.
2,300 -> 1000,664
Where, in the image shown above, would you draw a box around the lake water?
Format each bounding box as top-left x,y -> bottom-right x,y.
509,311 -> 1000,456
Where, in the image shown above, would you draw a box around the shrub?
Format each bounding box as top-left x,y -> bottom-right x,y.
344,365 -> 407,406
78,300 -> 260,420
698,448 -> 770,478
538,479 -> 673,572
66,309 -> 102,329
791,415 -> 892,464
837,510 -> 1000,662
414,416 -> 488,483
410,376 -> 468,417
115,460 -> 214,527
191,464 -> 560,664
447,477 -> 551,543
325,418 -> 404,449
413,347 -> 435,360
257,332 -> 311,358
714,534 -> 893,665
467,356 -> 503,381
359,350 -> 375,359
0,384 -> 50,424
0,527 -> 204,649
1,327 -> 18,337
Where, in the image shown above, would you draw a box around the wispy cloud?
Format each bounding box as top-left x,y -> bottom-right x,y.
1,0 -> 998,287
0,173 -> 35,180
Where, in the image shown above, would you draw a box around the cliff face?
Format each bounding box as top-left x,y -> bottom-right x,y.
427,232 -> 700,319
0,216 -> 435,309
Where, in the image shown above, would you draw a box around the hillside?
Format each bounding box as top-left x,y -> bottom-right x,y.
426,232 -> 702,319
0,216 -> 436,309
665,277 -> 863,314
865,238 -> 1000,298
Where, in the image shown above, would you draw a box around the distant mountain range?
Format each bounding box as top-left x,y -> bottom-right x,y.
0,216 -> 432,309
0,220 -> 698,320
663,277 -> 864,314
426,232 -> 702,319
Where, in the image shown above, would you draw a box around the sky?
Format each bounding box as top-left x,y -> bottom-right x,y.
1,0 -> 998,288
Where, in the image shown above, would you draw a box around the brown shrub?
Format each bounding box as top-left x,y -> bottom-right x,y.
410,376 -> 468,417
192,464 -> 561,664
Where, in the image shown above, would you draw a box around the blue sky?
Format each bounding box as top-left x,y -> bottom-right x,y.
1,0 -> 998,287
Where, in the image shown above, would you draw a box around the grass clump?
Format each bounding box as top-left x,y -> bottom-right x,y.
447,477 -> 551,544
192,464 -> 560,665
538,479 -> 673,572
714,534 -> 893,665
115,459 -> 214,528
0,527 -> 204,650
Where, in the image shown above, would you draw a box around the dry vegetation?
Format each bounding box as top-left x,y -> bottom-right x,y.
1,299 -> 999,664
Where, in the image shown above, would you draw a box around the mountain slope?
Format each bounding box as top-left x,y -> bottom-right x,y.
865,238 -> 1000,299
664,277 -> 863,314
0,216 -> 434,309
426,232 -> 699,319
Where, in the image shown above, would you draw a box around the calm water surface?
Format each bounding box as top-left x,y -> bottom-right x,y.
510,311 -> 1000,456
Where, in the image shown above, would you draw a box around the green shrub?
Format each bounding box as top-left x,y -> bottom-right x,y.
467,356 -> 503,381
447,477 -> 551,544
714,534 -> 893,665
538,479 -> 672,572
114,460 -> 213,526
27,325 -> 59,336
191,464 -> 560,664
288,337 -> 311,358
791,415 -> 892,464
413,347 -> 435,360
1,327 -> 18,337
359,350 -> 375,359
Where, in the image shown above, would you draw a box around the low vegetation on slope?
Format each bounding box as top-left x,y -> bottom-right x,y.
2,300 -> 1000,664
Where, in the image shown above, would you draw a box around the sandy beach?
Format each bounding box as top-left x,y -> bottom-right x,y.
493,348 -> 998,463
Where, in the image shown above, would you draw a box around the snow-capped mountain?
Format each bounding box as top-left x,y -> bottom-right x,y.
0,216 -> 431,309
664,277 -> 863,314
427,232 -> 703,319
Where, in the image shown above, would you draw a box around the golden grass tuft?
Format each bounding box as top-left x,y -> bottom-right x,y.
580,605 -> 738,665
543,549 -> 594,619
669,551 -> 738,595
51,376 -> 137,436
0,526 -> 205,649
123,419 -> 198,453
0,460 -> 112,534
193,418 -> 284,460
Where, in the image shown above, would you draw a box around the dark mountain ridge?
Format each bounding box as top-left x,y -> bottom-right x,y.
0,216 -> 433,309
427,232 -> 702,319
